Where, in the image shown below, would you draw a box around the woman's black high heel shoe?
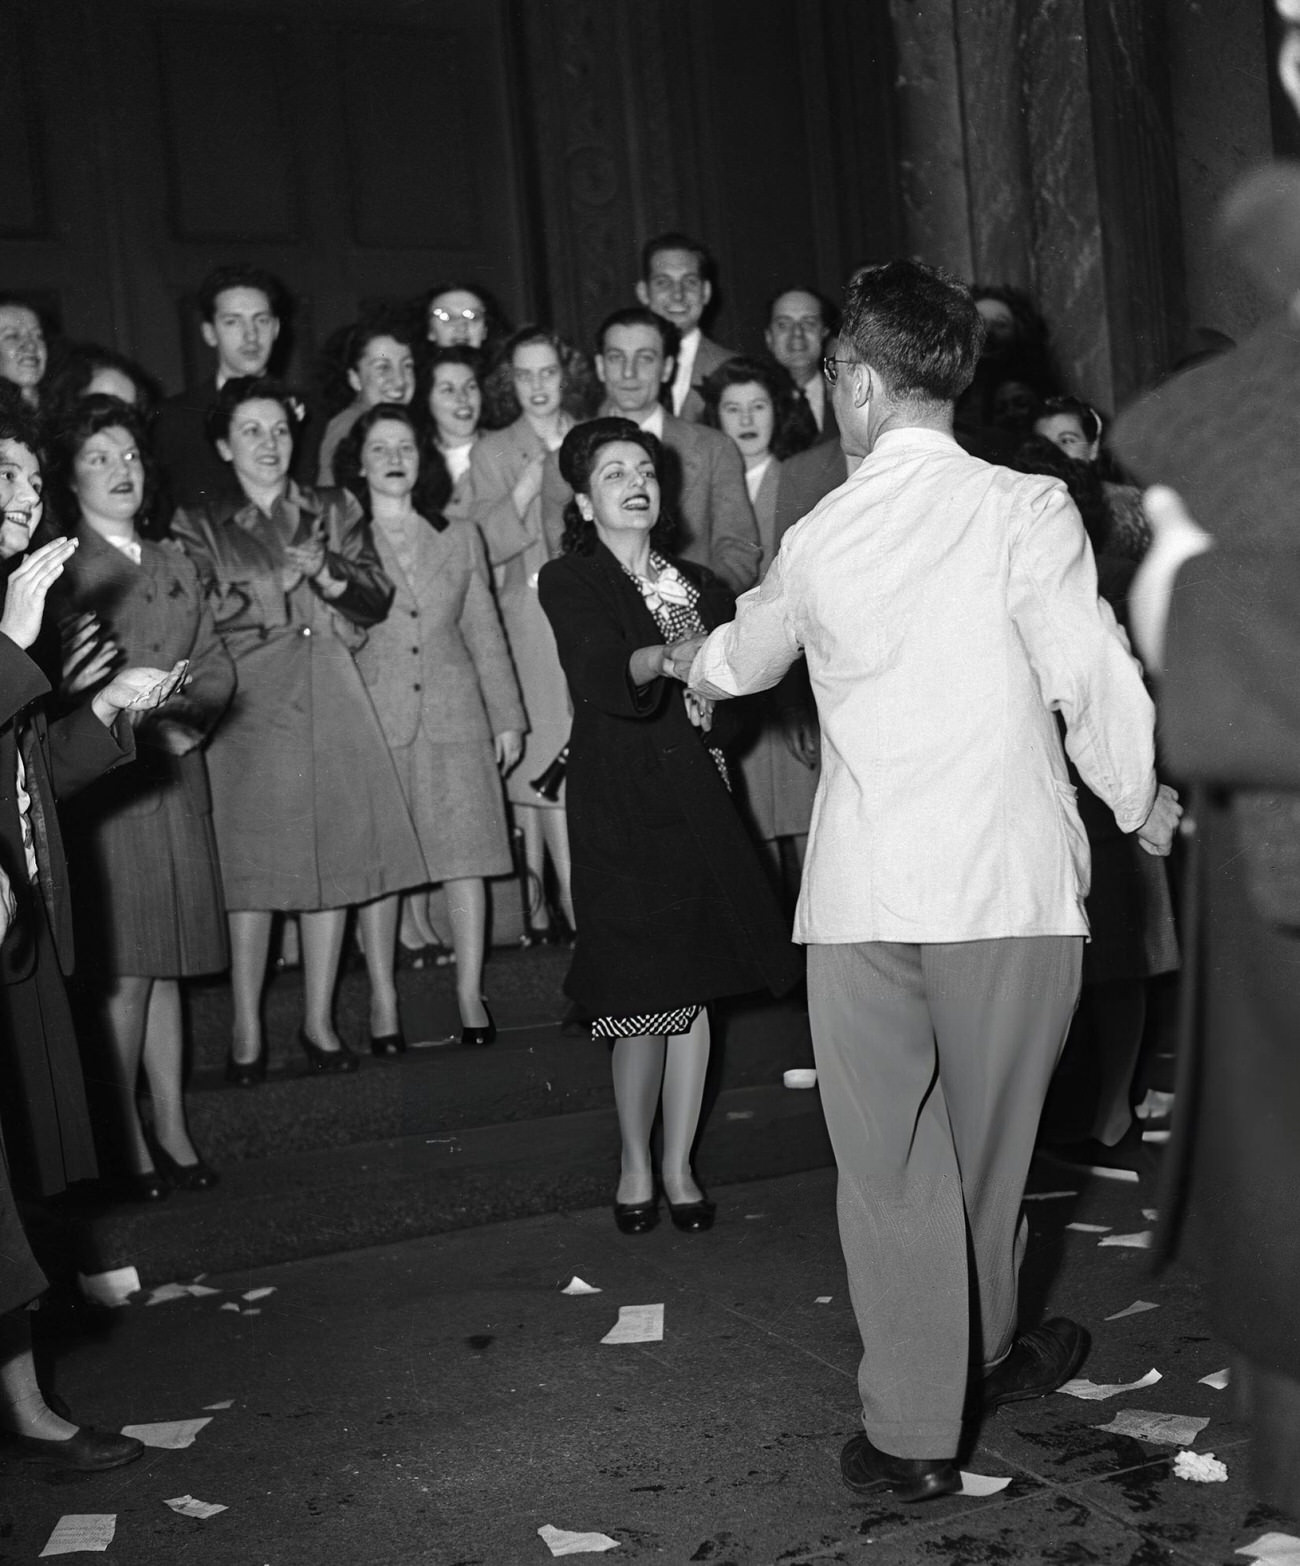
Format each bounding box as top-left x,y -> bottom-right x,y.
460,1001 -> 496,1048
150,1141 -> 220,1192
224,1045 -> 266,1088
298,1027 -> 359,1074
613,1198 -> 659,1235
369,1029 -> 407,1058
668,1197 -> 716,1233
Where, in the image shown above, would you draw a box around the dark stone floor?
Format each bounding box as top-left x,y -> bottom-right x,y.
3,1163 -> 1293,1565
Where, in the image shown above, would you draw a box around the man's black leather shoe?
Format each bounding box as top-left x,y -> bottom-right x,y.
982,1316 -> 1090,1412
840,1432 -> 959,1502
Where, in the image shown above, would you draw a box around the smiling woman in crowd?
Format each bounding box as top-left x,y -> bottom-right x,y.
171,376 -> 422,1083
51,396 -> 234,1199
316,313 -> 418,487
457,326 -> 595,941
337,403 -> 524,1048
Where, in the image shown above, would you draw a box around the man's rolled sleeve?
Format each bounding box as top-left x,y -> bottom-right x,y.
1008,483 -> 1157,830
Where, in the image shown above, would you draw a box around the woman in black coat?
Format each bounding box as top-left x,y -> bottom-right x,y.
538,418 -> 800,1236
0,411 -> 184,1469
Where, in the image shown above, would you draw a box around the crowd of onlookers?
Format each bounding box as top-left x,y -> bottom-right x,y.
0,235 -> 1195,1215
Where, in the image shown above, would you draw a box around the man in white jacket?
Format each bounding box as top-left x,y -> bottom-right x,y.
668,260 -> 1180,1501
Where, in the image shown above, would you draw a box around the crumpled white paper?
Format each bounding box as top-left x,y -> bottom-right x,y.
561,1276 -> 601,1296
1172,1450 -> 1227,1482
538,1523 -> 619,1555
1059,1367 -> 1161,1401
163,1495 -> 228,1519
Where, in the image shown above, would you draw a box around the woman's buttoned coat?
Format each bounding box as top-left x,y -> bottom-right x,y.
457,418 -> 571,803
172,483 -> 423,910
57,524 -> 235,974
538,544 -> 802,1017
355,516 -> 525,880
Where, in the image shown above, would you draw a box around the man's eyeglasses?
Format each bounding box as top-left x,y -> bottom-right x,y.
822,355 -> 857,385
430,307 -> 484,325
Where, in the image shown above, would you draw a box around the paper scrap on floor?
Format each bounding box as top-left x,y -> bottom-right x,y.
958,1471 -> 1012,1496
1142,1208 -> 1159,1221
815,1296 -> 832,1304
561,1277 -> 601,1296
121,1417 -> 212,1449
203,1400 -> 234,1410
1237,1534 -> 1300,1565
78,1267 -> 139,1307
1099,1230 -> 1154,1248
220,1302 -> 241,1313
1060,1367 -> 1161,1400
538,1522 -> 619,1555
40,1516 -> 115,1557
242,1286 -> 275,1301
1023,1190 -> 1078,1201
1200,1367 -> 1231,1390
724,1110 -> 754,1120
1104,1300 -> 1159,1322
164,1495 -> 228,1519
1173,1450 -> 1228,1482
1143,1128 -> 1171,1144
1084,1164 -> 1139,1183
147,1282 -> 220,1305
600,1305 -> 663,1345
1095,1409 -> 1209,1445
1066,1222 -> 1111,1233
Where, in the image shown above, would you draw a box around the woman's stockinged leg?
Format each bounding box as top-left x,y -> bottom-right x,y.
228,910 -> 273,1064
514,804 -> 551,934
446,877 -> 489,1030
358,895 -> 401,1037
611,1034 -> 666,1205
139,979 -> 198,1166
539,806 -> 576,931
101,974 -> 153,1174
300,907 -> 347,1051
660,1009 -> 710,1205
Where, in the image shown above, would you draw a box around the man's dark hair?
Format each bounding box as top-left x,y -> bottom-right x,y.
594,306 -> 679,366
639,231 -> 714,284
840,261 -> 984,403
197,264 -> 289,324
765,284 -> 838,335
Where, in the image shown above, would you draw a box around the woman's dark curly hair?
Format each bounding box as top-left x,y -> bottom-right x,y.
414,344 -> 486,439
203,376 -> 306,450
481,325 -> 599,430
47,394 -> 164,539
334,402 -> 450,529
42,342 -> 160,430
1011,434 -> 1111,555
558,417 -> 678,557
698,354 -> 813,461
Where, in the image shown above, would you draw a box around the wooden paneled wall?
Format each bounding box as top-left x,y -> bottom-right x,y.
0,0 -> 901,394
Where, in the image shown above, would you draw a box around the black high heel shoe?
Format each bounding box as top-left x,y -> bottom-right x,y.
150,1142 -> 220,1192
668,1197 -> 716,1233
369,1029 -> 407,1058
224,1044 -> 266,1088
123,1169 -> 170,1203
613,1198 -> 659,1235
298,1027 -> 359,1074
460,1000 -> 496,1048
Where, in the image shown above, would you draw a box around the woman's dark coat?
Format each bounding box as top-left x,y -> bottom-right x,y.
0,633 -> 133,1195
538,543 -> 802,1017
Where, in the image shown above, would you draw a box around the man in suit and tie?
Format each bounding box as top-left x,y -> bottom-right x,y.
539,306 -> 760,593
636,232 -> 736,424
766,287 -> 839,446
